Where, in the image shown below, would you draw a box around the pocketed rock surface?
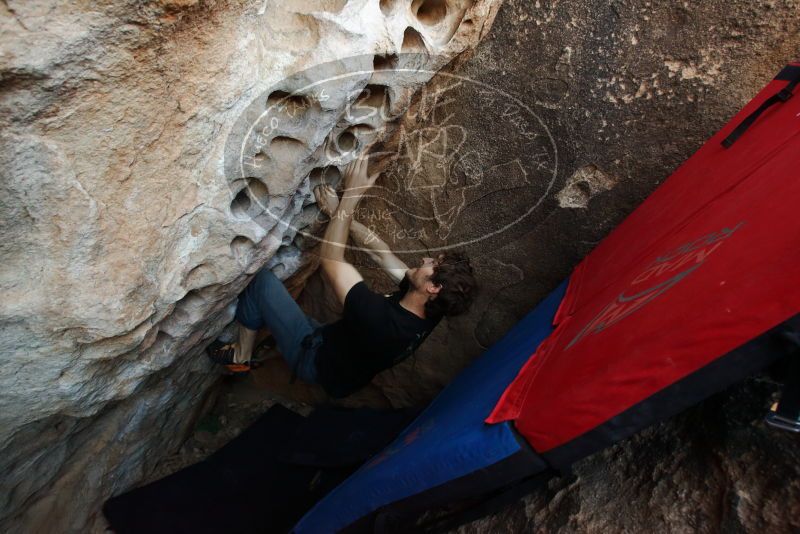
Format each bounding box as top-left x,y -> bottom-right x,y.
0,1 -> 500,530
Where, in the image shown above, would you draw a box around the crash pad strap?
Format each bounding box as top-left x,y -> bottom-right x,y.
722,64 -> 800,148
767,327 -> 800,430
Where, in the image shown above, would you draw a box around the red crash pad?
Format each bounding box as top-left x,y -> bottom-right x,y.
488,63 -> 800,453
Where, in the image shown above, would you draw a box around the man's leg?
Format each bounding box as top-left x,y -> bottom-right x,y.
233,268 -> 317,374
236,325 -> 257,363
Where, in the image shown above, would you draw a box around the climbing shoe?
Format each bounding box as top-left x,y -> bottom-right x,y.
206,340 -> 253,374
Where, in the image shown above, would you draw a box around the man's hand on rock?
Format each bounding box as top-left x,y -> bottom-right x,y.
314,183 -> 340,217
342,156 -> 379,198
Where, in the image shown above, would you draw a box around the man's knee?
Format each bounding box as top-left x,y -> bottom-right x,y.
253,267 -> 280,293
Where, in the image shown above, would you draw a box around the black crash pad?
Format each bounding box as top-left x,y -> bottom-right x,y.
103,404 -> 417,534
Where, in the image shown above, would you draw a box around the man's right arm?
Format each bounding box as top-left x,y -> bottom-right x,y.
348,220 -> 409,285
314,181 -> 409,284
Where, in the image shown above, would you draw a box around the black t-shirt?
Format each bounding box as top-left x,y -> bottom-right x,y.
314,273 -> 441,398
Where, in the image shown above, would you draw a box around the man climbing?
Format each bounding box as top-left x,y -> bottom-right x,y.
207,156 -> 478,398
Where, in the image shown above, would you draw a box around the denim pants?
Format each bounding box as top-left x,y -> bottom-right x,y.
234,268 -> 322,383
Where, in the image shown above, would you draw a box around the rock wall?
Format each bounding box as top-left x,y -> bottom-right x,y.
0,1 -> 501,531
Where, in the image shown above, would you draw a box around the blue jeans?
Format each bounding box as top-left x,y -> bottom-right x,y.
234,268 -> 321,383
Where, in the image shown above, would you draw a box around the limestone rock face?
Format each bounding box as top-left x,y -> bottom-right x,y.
0,1 -> 500,531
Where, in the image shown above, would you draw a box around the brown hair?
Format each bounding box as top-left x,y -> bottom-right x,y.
425,250 -> 478,319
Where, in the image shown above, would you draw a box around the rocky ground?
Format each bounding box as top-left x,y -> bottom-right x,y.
147,371 -> 296,483
455,374 -> 800,534
148,340 -> 393,483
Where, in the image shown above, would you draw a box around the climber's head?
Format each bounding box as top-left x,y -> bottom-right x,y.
407,251 -> 477,320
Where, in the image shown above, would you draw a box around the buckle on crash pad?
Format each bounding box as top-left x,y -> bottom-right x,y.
765,329 -> 800,433
765,402 -> 800,433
